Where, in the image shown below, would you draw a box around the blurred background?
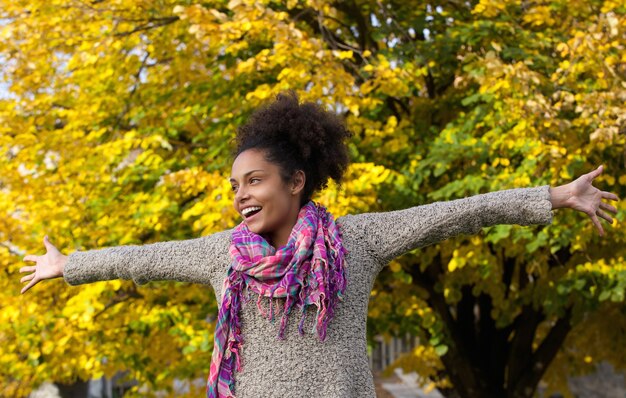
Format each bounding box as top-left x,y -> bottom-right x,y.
1,0 -> 625,397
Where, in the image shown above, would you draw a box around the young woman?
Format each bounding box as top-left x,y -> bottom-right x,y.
19,91 -> 619,398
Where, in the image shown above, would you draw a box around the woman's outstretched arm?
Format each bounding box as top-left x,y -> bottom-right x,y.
339,165 -> 618,267
19,230 -> 232,294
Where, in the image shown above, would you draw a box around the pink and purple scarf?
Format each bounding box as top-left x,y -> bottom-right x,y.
206,201 -> 347,398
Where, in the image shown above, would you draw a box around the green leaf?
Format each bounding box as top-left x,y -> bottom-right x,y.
434,345 -> 449,356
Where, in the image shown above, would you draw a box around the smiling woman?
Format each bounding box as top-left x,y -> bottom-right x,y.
19,91 -> 619,398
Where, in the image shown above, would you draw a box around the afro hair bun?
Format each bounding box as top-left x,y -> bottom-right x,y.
235,90 -> 352,204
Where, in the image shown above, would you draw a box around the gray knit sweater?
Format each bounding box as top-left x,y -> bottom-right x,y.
63,185 -> 554,397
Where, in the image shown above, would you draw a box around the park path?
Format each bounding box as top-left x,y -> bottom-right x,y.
378,368 -> 444,398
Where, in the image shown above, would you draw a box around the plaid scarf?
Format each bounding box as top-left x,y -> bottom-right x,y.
206,201 -> 347,398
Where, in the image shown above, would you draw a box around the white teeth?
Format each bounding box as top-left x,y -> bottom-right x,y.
242,206 -> 262,216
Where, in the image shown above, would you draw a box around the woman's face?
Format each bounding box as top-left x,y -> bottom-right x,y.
229,149 -> 304,247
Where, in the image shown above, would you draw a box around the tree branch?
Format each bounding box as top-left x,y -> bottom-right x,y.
333,0 -> 377,52
93,285 -> 144,319
113,16 -> 179,37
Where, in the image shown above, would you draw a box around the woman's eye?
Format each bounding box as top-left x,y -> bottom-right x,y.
250,178 -> 261,184
231,185 -> 238,192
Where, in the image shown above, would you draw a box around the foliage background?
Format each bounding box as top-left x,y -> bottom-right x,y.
1,0 -> 625,397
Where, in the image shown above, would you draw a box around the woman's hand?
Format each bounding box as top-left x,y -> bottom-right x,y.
549,165 -> 620,236
19,235 -> 68,294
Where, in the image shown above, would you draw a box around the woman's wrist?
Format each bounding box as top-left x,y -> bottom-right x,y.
549,184 -> 573,210
57,254 -> 68,278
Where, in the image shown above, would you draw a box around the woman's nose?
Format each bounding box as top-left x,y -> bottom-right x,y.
235,186 -> 249,203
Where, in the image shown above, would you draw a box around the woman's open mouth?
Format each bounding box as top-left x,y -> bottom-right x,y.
242,206 -> 262,219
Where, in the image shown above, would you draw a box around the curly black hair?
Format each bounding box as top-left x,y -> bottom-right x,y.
235,90 -> 351,205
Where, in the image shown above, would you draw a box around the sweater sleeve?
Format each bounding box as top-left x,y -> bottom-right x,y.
62,229 -> 232,287
338,185 -> 554,266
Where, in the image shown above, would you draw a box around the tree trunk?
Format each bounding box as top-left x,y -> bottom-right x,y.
55,380 -> 89,398
406,252 -> 574,398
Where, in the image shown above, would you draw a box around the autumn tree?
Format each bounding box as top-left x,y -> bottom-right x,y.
1,0 -> 625,397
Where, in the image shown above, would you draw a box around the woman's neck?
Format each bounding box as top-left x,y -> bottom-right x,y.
267,206 -> 301,248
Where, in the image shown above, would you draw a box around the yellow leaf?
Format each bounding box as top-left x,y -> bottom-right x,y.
333,50 -> 353,60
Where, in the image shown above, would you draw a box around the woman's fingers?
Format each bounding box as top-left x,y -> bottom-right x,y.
572,166 -> 619,236
590,214 -> 605,236
23,254 -> 38,263
599,201 -> 618,214
19,236 -> 62,294
596,209 -> 614,224
587,165 -> 603,181
602,191 -> 620,201
21,278 -> 39,295
19,265 -> 36,273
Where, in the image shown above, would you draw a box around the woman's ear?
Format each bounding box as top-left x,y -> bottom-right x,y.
291,170 -> 306,195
